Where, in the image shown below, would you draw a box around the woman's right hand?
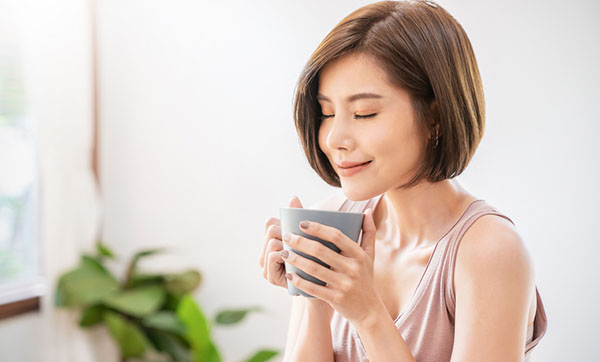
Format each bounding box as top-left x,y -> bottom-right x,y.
259,196 -> 304,288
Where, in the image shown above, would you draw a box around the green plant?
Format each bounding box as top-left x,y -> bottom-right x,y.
55,242 -> 279,362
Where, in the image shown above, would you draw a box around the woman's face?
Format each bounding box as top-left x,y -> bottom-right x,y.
317,53 -> 429,200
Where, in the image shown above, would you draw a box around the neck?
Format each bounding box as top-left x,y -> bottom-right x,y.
373,179 -> 475,250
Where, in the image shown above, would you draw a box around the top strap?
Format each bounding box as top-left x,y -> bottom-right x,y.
442,203 -> 516,321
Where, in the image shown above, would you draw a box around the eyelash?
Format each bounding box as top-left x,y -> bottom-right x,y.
319,113 -> 377,120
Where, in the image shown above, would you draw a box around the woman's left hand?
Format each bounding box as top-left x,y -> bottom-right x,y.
281,208 -> 383,326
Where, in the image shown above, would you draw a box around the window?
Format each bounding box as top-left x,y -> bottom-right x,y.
0,3 -> 43,313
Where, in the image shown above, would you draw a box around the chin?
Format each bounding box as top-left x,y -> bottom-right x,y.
341,185 -> 379,202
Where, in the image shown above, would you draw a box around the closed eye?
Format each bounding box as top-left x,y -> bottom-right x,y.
319,113 -> 377,120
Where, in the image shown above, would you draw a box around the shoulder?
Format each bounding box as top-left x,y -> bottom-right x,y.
449,211 -> 536,359
455,213 -> 534,294
308,190 -> 347,211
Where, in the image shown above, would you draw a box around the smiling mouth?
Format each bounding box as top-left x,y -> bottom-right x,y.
339,160 -> 372,169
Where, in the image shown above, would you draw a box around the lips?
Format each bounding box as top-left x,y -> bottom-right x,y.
336,160 -> 372,177
337,160 -> 372,169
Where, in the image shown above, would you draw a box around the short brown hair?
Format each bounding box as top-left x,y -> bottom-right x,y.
293,0 -> 485,189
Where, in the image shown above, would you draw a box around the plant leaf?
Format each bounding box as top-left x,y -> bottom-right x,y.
163,292 -> 181,311
201,341 -> 221,362
81,254 -> 114,276
104,286 -> 166,317
79,305 -> 105,327
142,311 -> 185,335
242,349 -> 280,362
55,255 -> 119,307
176,295 -> 221,362
214,306 -> 262,325
146,329 -> 191,362
96,242 -> 116,259
165,270 -> 202,295
132,249 -> 165,264
131,273 -> 165,288
124,249 -> 167,289
104,311 -> 150,358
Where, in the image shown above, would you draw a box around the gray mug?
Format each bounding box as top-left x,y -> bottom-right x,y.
279,207 -> 364,298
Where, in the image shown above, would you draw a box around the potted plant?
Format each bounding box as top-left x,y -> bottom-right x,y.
55,242 -> 279,362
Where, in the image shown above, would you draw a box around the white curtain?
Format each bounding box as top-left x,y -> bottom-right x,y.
18,0 -> 111,360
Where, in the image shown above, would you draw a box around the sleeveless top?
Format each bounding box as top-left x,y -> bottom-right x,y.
329,194 -> 548,362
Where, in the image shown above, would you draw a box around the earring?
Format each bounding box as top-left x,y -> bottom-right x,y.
433,130 -> 439,148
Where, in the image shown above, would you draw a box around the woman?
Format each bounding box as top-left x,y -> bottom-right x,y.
259,1 -> 547,361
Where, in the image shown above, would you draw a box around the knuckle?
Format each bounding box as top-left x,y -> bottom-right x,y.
296,278 -> 308,292
267,238 -> 282,251
347,264 -> 358,278
285,250 -> 295,263
265,224 -> 280,240
305,242 -> 321,258
333,292 -> 343,305
264,216 -> 279,228
286,233 -> 298,246
304,261 -> 318,275
265,251 -> 276,267
265,253 -> 279,279
339,279 -> 350,293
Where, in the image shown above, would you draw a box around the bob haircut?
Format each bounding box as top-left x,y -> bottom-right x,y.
293,0 -> 485,189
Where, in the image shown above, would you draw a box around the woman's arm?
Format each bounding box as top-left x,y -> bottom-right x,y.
287,298 -> 335,362
450,215 -> 534,362
281,191 -> 346,361
281,296 -> 305,362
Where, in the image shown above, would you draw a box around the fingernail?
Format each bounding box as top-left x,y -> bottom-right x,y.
285,273 -> 293,280
283,233 -> 291,242
300,221 -> 310,229
280,250 -> 289,259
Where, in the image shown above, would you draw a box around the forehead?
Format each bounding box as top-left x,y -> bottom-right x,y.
318,53 -> 391,99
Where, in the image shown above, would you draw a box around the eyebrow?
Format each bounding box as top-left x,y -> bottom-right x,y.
317,92 -> 384,103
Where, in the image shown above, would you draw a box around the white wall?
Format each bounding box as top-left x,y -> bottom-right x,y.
91,1 -> 599,362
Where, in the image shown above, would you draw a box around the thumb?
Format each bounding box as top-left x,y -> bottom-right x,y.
360,208 -> 377,260
288,195 -> 304,209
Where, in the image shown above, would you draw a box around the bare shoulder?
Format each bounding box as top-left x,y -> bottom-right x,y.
456,214 -> 534,289
450,213 -> 537,359
308,190 -> 347,211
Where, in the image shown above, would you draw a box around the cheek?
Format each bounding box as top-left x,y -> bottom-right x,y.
317,122 -> 329,152
375,122 -> 424,167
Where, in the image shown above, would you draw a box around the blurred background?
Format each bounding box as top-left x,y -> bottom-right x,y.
0,0 -> 598,361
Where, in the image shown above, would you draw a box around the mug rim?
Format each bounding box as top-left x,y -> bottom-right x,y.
279,207 -> 363,216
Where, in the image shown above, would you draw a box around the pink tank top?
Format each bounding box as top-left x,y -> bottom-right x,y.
330,194 -> 548,362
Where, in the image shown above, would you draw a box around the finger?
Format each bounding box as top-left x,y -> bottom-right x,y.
264,216 -> 280,233
282,232 -> 346,272
266,251 -> 287,287
286,272 -> 337,303
360,208 -> 377,258
260,195 -> 300,267
262,238 -> 283,278
259,224 -> 282,268
282,249 -> 341,286
298,221 -> 360,258
289,195 -> 304,208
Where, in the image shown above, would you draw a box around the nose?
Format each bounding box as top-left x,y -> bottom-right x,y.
322,113 -> 356,152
